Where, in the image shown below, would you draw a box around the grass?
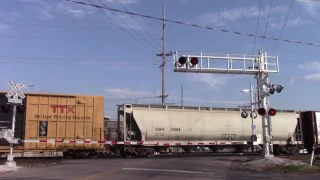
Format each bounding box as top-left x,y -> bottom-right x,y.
266,163 -> 320,173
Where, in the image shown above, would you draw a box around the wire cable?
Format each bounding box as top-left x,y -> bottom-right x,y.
98,0 -> 160,52
117,0 -> 162,48
65,0 -> 320,47
253,0 -> 262,53
272,0 -> 295,55
86,0 -> 157,53
260,0 -> 273,50
266,0 -> 284,51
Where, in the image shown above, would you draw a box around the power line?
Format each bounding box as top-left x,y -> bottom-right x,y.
86,0 -> 157,53
260,0 -> 273,50
0,60 -> 162,66
97,0 -> 159,53
0,35 -> 160,41
0,21 -> 162,31
272,0 -> 295,55
44,0 -> 114,51
65,0 -> 320,47
253,0 -> 262,53
266,0 -> 284,51
117,0 -> 162,48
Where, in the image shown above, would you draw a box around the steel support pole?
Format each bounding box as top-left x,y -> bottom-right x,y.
259,80 -> 273,158
7,104 -> 17,164
250,85 -> 255,141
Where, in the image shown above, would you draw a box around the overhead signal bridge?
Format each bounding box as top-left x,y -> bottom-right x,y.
172,50 -> 282,158
173,51 -> 279,74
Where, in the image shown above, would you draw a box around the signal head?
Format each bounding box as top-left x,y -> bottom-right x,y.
269,88 -> 275,95
1,104 -> 11,113
178,57 -> 187,65
257,108 -> 266,116
17,105 -> 26,113
276,84 -> 284,93
190,57 -> 198,66
241,111 -> 248,118
268,108 -> 277,116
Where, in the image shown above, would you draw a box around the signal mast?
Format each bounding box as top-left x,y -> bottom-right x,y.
173,50 -> 283,158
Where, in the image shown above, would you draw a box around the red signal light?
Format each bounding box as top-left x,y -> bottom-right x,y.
178,57 -> 187,65
268,108 -> 276,116
190,57 -> 198,66
1,104 -> 11,113
17,105 -> 26,113
257,108 -> 266,116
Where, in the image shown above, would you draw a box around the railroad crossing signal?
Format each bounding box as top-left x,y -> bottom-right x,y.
257,108 -> 277,116
173,50 -> 280,158
176,56 -> 199,68
6,80 -> 26,104
268,84 -> 284,95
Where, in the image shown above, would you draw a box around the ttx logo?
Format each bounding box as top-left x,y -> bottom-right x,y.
50,105 -> 75,113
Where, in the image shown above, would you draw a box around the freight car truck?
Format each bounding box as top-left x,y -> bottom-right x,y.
0,92 -> 105,158
106,104 -> 302,158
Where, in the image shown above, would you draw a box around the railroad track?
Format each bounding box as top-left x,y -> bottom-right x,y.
0,152 -> 310,160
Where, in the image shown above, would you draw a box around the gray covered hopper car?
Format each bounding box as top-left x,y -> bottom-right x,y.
107,104 -> 302,158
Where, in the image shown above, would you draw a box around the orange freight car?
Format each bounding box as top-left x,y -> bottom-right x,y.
0,91 -> 105,158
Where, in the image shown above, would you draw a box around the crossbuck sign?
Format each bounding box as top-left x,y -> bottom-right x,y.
6,80 -> 26,104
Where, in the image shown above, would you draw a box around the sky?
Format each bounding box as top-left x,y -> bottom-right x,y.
0,0 -> 320,119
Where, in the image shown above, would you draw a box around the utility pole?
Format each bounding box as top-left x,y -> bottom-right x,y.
156,4 -> 171,105
181,85 -> 183,106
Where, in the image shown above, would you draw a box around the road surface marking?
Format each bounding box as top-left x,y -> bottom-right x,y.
122,168 -> 215,175
74,169 -> 121,180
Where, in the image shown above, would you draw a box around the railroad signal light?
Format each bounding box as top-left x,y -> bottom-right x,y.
269,85 -> 275,95
268,108 -> 277,116
17,105 -> 25,113
1,104 -> 11,113
276,84 -> 284,93
268,84 -> 283,95
178,56 -> 187,66
250,112 -> 257,119
241,111 -> 248,118
190,57 -> 198,67
257,108 -> 266,116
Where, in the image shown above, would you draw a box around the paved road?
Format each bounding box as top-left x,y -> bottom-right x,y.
0,156 -> 319,180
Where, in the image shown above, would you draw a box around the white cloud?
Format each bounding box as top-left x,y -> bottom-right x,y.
186,74 -> 247,89
296,0 -> 320,18
0,24 -> 12,34
299,61 -> 320,80
101,0 -> 139,5
105,88 -> 153,98
0,24 -> 11,30
55,2 -> 92,18
196,5 -> 288,26
289,78 -> 296,85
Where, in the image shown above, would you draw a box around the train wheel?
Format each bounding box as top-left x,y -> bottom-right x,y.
145,148 -> 155,158
120,147 -> 134,158
88,151 -> 99,159
63,151 -> 76,159
278,147 -> 290,156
